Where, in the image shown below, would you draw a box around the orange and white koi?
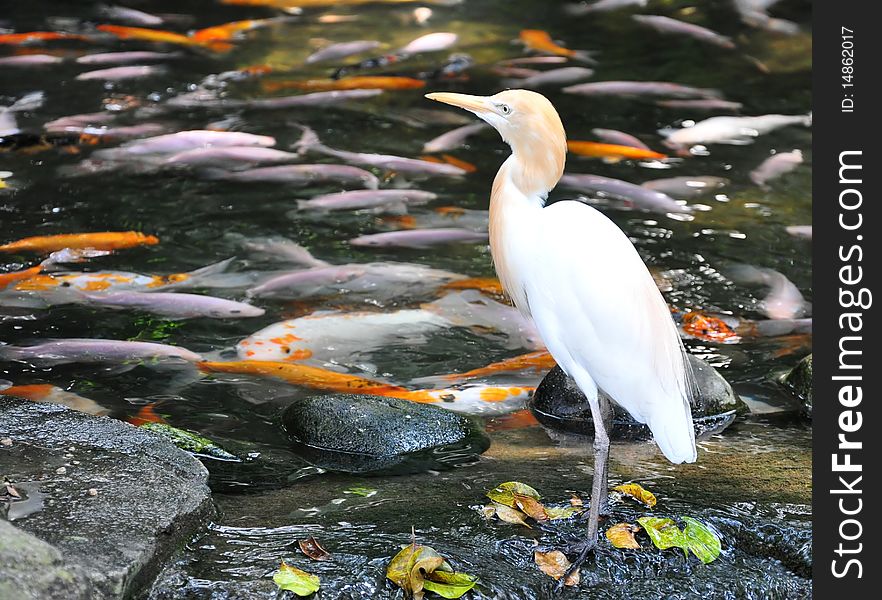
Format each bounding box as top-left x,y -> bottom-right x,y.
519,30 -> 596,64
0,31 -> 90,45
198,360 -> 532,415
262,76 -> 426,93
439,350 -> 556,382
0,383 -> 110,416
679,311 -> 741,343
96,25 -> 232,51
0,231 -> 158,254
189,19 -> 284,42
567,141 -> 667,161
0,264 -> 42,290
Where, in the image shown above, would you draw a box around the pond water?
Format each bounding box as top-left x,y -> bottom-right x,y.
2,0 -> 811,598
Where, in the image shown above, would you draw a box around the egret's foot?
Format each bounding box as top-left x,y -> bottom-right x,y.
553,536 -> 597,592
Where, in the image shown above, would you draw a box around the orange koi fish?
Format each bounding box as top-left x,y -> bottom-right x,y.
566,141 -> 668,161
418,154 -> 477,173
680,311 -> 741,343
0,32 -> 89,45
441,350 -> 556,381
1,384 -> 110,416
0,264 -> 42,290
442,277 -> 505,297
96,25 -> 232,51
127,403 -> 167,426
262,76 -> 425,93
0,231 -> 159,254
189,19 -> 275,42
519,30 -> 595,63
485,409 -> 540,432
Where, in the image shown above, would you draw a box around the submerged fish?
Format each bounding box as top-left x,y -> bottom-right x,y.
641,176 -> 729,198
190,18 -> 287,42
519,30 -> 596,64
246,261 -> 464,300
201,164 -> 380,189
661,113 -> 812,148
750,149 -> 803,187
380,206 -> 489,232
75,65 -> 168,81
306,40 -> 382,64
399,32 -> 457,54
96,130 -> 276,159
296,189 -> 437,212
0,231 -> 158,254
0,54 -> 64,66
0,383 -> 110,416
632,15 -> 735,49
655,99 -> 744,111
516,67 -> 595,88
564,80 -> 722,98
44,111 -> 116,132
558,174 -> 691,214
96,25 -> 230,51
566,141 -> 666,161
590,128 -> 650,150
785,225 -> 812,240
74,291 -> 265,319
75,51 -> 182,65
350,228 -> 488,248
438,350 -> 556,382
0,265 -> 43,290
99,5 -> 165,27
232,234 -> 330,267
728,264 -> 807,320
564,0 -> 648,15
422,121 -> 488,153
679,311 -> 741,343
0,32 -> 89,45
262,76 -> 425,92
0,92 -> 45,137
0,339 -> 202,366
162,146 -> 302,170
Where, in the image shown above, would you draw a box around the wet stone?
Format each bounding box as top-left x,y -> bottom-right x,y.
530,354 -> 748,440
0,398 -> 214,599
281,394 -> 490,474
781,353 -> 812,419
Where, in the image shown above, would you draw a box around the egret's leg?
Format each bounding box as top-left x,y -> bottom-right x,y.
556,396 -> 611,589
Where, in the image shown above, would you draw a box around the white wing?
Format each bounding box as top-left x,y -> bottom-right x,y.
521,200 -> 696,463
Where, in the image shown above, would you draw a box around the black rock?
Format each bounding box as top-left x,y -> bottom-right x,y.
0,398 -> 214,599
281,394 -> 490,474
530,354 -> 747,440
781,354 -> 812,419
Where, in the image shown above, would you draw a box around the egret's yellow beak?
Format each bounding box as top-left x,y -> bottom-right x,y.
425,92 -> 493,115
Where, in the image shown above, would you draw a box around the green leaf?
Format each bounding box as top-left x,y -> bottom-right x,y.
345,485 -> 377,497
423,571 -> 478,598
486,481 -> 540,508
637,517 -> 688,556
544,505 -> 582,520
272,562 -> 320,596
139,423 -> 239,460
682,517 -> 722,564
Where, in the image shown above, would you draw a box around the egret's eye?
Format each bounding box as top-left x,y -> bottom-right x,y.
498,103 -> 512,115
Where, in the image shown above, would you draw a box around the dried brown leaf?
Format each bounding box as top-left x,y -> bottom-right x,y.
298,536 -> 331,561
606,522 -> 641,549
513,493 -> 549,522
492,502 -> 532,528
534,550 -> 579,586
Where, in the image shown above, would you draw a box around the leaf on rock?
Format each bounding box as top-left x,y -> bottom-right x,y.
614,483 -> 657,508
486,481 -> 540,508
387,543 -> 475,600
422,571 -> 479,599
514,493 -> 548,521
606,523 -> 641,549
345,485 -> 377,497
298,537 -> 331,561
543,505 -> 581,520
637,517 -> 687,555
139,423 -> 239,461
492,502 -> 532,528
682,517 -> 722,564
534,550 -> 579,586
272,561 -> 320,596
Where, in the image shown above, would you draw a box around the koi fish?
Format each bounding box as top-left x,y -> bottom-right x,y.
0,383 -> 110,416
785,225 -> 811,240
127,403 -> 167,426
399,32 -> 457,54
514,67 -> 595,89
380,207 -> 488,231
0,54 -> 65,66
262,76 -> 425,92
0,231 -> 158,254
727,265 -> 807,320
99,5 -> 165,27
198,360 -> 530,416
0,265 -> 42,290
306,40 -> 382,64
0,32 -> 89,45
564,80 -> 722,99
296,189 -> 436,213
655,99 -> 744,112
485,409 -> 541,432
564,0 -> 648,15
189,18 -> 285,42
640,176 -> 729,198
590,128 -> 650,150
679,311 -> 741,343
350,228 -> 488,248
749,149 -> 803,188
162,146 -> 303,170
566,141 -> 667,161
441,277 -> 503,297
68,290 -> 265,319
418,154 -> 477,173
200,164 -> 380,189
632,15 -> 735,49
439,350 -> 556,382
96,25 -> 231,51
422,121 -> 488,153
519,30 -> 596,64
661,113 -> 812,148
75,65 -> 168,81
558,174 -> 691,215
0,339 -> 203,366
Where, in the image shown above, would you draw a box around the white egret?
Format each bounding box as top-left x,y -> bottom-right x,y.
426,89 -> 696,566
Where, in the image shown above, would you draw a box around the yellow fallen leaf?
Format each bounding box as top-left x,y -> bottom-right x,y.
614,483 -> 657,508
492,502 -> 532,528
534,550 -> 579,586
514,493 -> 549,522
570,495 -> 584,507
606,523 -> 641,549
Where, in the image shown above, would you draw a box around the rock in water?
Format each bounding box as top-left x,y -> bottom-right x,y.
281,394 -> 490,473
530,354 -> 746,439
781,354 -> 812,419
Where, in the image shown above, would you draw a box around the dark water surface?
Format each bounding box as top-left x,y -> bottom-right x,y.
2,0 -> 811,598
